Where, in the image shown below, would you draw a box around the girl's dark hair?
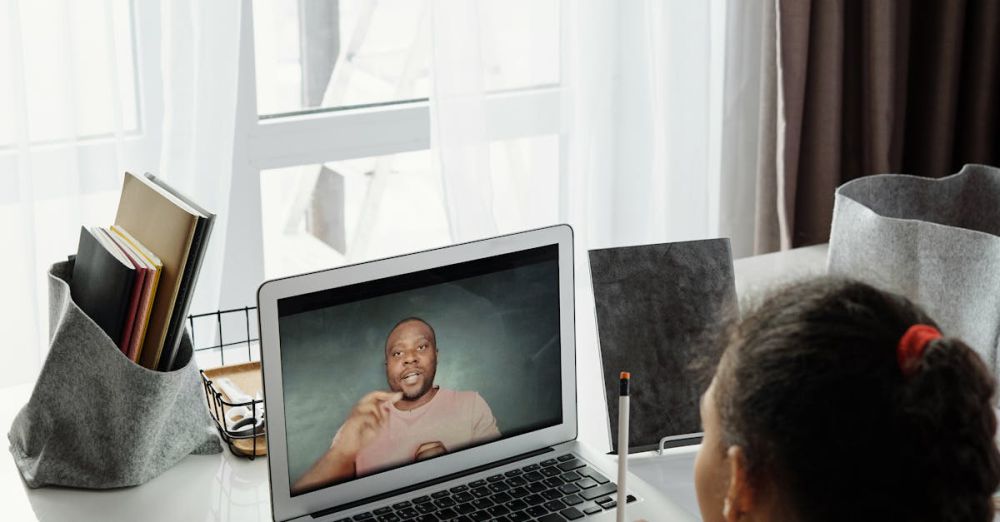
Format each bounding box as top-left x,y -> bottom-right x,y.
714,277 -> 1000,521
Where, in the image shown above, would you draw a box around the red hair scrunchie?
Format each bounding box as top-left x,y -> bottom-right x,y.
897,324 -> 942,377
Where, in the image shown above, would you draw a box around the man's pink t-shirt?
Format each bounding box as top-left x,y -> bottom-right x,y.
355,387 -> 500,476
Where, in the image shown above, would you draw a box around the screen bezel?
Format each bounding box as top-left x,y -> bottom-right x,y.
259,225 -> 577,521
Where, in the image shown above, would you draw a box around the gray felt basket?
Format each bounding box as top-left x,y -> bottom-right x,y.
828,163 -> 1000,379
7,260 -> 221,489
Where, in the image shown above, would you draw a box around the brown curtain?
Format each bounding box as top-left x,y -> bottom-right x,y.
774,0 -> 1000,248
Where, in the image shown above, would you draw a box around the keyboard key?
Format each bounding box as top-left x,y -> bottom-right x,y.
542,489 -> 564,500
537,515 -> 564,522
374,507 -> 393,516
505,469 -> 523,477
575,477 -> 597,489
560,471 -> 582,482
558,483 -> 580,495
376,515 -> 400,522
508,486 -> 529,498
416,515 -> 439,522
541,459 -> 558,466
581,482 -> 617,501
556,458 -> 587,472
526,482 -> 547,493
584,506 -> 603,515
353,513 -> 374,521
455,503 -> 476,515
487,505 -> 510,517
524,493 -> 546,506
470,479 -> 486,487
507,476 -> 527,487
487,474 -> 505,482
433,498 -> 456,509
557,454 -> 575,461
413,495 -> 432,504
450,485 -> 469,493
543,499 -> 566,512
523,471 -> 545,482
508,511 -> 531,522
523,464 -> 541,472
453,492 -> 474,503
596,496 -> 614,505
488,482 -> 510,493
469,511 -> 489,522
432,491 -> 451,499
399,508 -> 419,518
415,503 -> 437,514
602,500 -> 617,509
543,477 -> 564,488
560,507 -> 585,520
491,492 -> 513,504
437,508 -> 457,519
541,467 -> 562,477
526,505 -> 549,517
579,467 -> 610,484
562,493 -> 583,506
454,516 -> 472,522
393,501 -> 412,509
471,487 -> 491,498
506,499 -> 527,511
472,497 -> 494,510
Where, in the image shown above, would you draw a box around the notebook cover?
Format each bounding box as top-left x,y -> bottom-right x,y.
69,226 -> 137,347
144,173 -> 216,371
589,238 -> 737,453
114,172 -> 199,369
111,225 -> 162,363
101,228 -> 147,355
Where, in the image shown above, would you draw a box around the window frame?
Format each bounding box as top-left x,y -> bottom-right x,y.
221,1 -> 565,308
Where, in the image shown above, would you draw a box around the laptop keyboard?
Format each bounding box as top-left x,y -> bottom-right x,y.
334,453 -> 636,522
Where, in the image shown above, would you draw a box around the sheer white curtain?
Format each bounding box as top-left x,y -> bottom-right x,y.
429,0 -> 734,450
430,0 -> 731,247
0,0 -> 239,386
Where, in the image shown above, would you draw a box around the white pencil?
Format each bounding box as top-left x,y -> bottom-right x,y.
617,371 -> 630,522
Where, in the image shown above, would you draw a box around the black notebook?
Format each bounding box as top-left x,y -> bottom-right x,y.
589,238 -> 737,453
70,226 -> 138,347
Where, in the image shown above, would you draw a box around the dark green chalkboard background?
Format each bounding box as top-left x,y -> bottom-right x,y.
279,261 -> 563,484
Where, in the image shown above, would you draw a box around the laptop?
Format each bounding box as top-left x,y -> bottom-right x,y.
258,225 -> 697,522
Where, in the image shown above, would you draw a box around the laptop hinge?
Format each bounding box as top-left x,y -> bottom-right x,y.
311,447 -> 554,519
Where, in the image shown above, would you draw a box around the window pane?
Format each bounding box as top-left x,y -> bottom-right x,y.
252,0 -> 559,117
0,0 -> 139,145
260,136 -> 560,279
260,150 -> 450,279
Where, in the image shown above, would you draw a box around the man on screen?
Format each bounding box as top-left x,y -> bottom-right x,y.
291,317 -> 501,494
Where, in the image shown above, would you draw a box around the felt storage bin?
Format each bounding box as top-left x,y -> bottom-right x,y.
828,163 -> 1000,379
7,260 -> 221,489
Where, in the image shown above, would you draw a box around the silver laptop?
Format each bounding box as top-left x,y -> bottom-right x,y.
257,225 -> 696,522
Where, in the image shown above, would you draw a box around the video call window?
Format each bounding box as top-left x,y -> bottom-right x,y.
277,246 -> 563,495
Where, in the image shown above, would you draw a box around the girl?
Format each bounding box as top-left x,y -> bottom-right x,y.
694,278 -> 1000,521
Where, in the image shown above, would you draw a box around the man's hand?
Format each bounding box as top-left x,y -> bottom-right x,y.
330,390 -> 404,458
414,441 -> 447,461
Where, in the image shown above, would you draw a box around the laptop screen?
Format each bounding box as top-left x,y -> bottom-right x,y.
276,245 -> 563,496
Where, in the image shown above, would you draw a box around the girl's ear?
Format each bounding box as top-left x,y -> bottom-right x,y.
724,445 -> 754,521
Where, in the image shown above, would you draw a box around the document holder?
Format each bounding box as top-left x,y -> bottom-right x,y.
7,260 -> 221,489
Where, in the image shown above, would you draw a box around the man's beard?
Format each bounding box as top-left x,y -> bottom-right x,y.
403,379 -> 434,401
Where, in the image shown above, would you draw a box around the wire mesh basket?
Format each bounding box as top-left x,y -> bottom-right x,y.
190,307 -> 266,459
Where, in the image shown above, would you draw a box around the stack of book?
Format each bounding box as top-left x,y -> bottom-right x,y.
70,172 -> 215,371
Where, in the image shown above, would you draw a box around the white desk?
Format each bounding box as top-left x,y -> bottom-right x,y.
0,383 -> 701,521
